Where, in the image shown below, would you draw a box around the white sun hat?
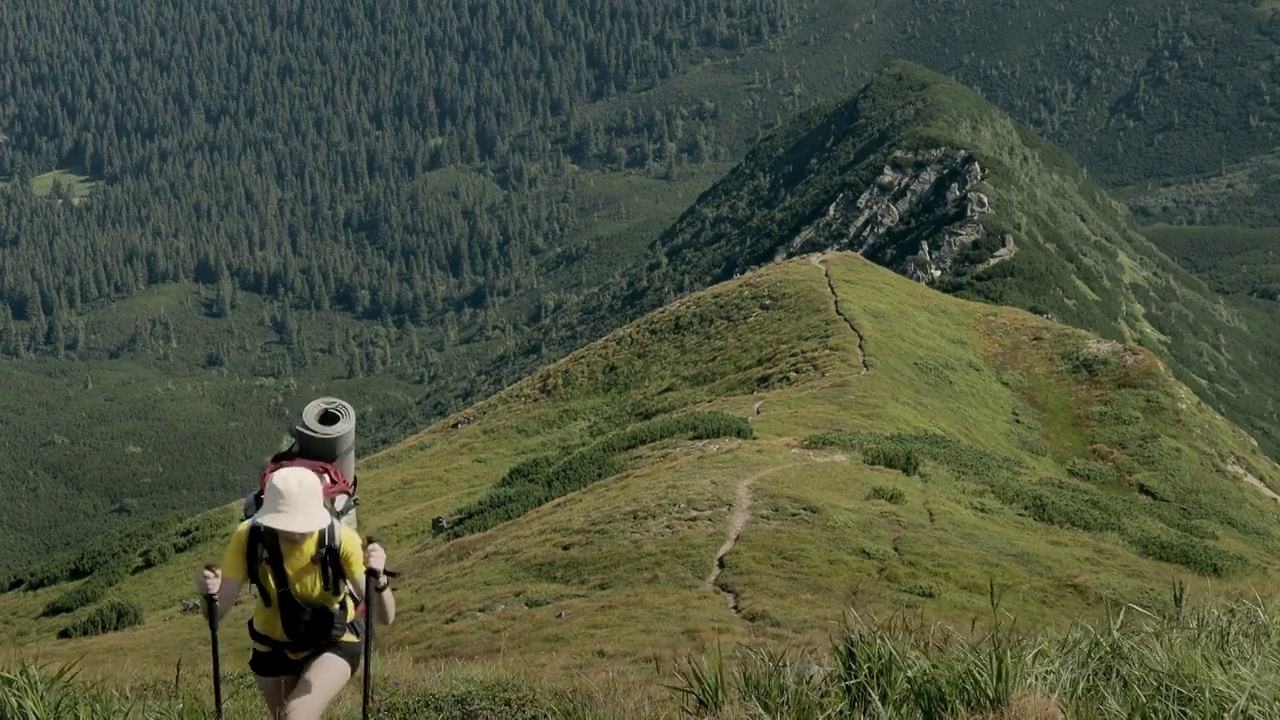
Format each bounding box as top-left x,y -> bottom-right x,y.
252,465 -> 332,533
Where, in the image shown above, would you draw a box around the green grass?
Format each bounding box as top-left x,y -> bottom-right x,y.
11,30 -> 1280,591
6,0 -> 1280,590
28,169 -> 99,199
3,253 -> 1278,712
0,168 -> 100,200
3,586 -> 1278,718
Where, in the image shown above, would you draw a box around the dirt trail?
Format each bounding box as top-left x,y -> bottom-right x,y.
705,467 -> 784,613
811,254 -> 869,374
707,453 -> 846,616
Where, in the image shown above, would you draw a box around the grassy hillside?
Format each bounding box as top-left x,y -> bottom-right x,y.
596,60 -> 1280,465
3,253 -> 1279,717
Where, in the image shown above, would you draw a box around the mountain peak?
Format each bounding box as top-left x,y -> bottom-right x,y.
638,67 -> 1280,461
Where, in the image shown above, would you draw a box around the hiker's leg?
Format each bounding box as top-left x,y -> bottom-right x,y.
254,674 -> 298,719
283,646 -> 359,720
249,650 -> 301,719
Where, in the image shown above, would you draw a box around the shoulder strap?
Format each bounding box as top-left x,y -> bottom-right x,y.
260,527 -> 293,602
318,519 -> 346,597
246,521 -> 272,608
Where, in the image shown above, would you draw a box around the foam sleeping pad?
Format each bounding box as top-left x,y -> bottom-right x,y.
294,396 -> 358,528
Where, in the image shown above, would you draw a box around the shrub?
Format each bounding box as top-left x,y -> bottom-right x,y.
862,444 -> 922,476
40,564 -> 127,618
170,514 -> 226,554
1067,348 -> 1119,377
903,582 -> 940,599
444,412 -> 752,539
138,543 -> 173,570
806,429 -> 1264,577
861,546 -> 894,562
13,515 -> 183,590
56,600 -> 143,640
867,485 -> 907,505
1012,429 -> 1049,456
1124,524 -> 1247,578
1066,458 -> 1117,484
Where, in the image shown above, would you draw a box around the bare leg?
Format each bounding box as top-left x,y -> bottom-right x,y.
255,674 -> 299,719
283,652 -> 354,720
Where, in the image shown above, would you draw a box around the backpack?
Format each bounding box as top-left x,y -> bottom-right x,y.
244,517 -> 361,652
244,449 -> 360,530
242,454 -> 369,649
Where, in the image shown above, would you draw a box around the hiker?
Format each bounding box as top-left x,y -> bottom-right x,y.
195,465 -> 397,720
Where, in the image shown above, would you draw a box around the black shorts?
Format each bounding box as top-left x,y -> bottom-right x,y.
249,640 -> 363,678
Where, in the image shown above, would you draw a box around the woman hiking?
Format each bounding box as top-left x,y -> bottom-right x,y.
195,465 -> 397,720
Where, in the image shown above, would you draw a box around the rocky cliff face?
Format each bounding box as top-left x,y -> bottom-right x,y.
772,147 -> 1017,283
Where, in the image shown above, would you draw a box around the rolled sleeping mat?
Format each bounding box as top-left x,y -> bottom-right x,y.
294,397 -> 358,529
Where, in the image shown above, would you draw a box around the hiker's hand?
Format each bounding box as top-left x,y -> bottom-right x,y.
196,566 -> 221,596
365,542 -> 387,576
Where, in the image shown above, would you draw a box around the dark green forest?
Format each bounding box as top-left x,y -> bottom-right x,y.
0,0 -> 796,342
3,0 -> 1280,573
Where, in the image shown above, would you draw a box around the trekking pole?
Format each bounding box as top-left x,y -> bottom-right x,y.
202,564 -> 224,720
363,536 -> 378,720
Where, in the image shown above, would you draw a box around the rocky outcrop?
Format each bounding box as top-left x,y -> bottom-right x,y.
774,148 -> 1016,283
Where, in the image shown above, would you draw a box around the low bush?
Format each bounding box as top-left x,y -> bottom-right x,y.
12,515 -> 183,591
444,412 -> 752,539
40,564 -> 128,618
866,485 -> 907,505
56,600 -> 144,640
1066,458 -> 1116,484
862,444 -> 921,476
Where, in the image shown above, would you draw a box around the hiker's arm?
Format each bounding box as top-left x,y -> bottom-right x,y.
355,539 -> 396,625
349,570 -> 397,625
371,574 -> 396,625
214,577 -> 243,623
199,520 -> 251,626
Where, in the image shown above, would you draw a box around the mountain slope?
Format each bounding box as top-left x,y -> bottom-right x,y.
4,254 -> 1278,703
599,60 -> 1280,462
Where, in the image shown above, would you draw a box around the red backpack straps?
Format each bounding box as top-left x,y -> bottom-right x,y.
261,458 -> 354,499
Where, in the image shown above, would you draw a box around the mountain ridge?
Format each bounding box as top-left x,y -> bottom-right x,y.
603,60 -> 1280,461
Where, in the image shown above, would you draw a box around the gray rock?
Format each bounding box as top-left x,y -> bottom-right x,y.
777,147 -> 995,283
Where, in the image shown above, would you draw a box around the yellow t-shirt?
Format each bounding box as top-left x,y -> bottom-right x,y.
220,519 -> 365,657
